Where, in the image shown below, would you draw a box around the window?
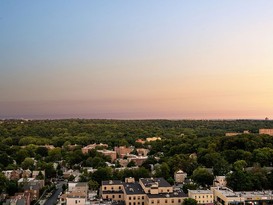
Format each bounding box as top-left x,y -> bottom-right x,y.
119,195 -> 121,198
129,197 -> 131,200
142,196 -> 144,199
165,199 -> 168,203
119,186 -> 121,189
113,195 -> 115,198
104,187 -> 106,190
129,203 -> 131,205
178,199 -> 181,203
172,199 -> 174,203
106,195 -> 108,199
133,197 -> 136,200
151,200 -> 154,204
138,196 -> 140,200
167,189 -> 169,192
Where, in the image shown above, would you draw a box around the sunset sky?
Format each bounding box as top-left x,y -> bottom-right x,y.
1,1 -> 273,119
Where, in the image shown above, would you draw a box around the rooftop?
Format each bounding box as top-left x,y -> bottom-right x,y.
124,182 -> 145,195
215,187 -> 273,198
102,180 -> 123,186
75,182 -> 88,187
67,191 -> 87,198
147,191 -> 187,198
140,178 -> 171,188
189,190 -> 213,194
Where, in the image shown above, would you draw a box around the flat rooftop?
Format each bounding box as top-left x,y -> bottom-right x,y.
189,190 -> 213,194
124,182 -> 145,195
216,188 -> 273,198
102,180 -> 123,186
147,191 -> 187,198
140,178 -> 171,188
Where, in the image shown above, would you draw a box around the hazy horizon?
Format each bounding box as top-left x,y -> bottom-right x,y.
1,1 -> 273,119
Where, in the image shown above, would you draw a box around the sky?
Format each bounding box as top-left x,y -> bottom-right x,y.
1,1 -> 273,119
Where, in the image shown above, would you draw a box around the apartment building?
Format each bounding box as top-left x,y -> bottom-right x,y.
66,182 -> 88,205
213,176 -> 227,187
188,190 -> 213,205
66,193 -> 86,205
100,177 -> 187,205
129,156 -> 148,166
135,139 -> 146,144
136,148 -> 150,157
81,143 -> 108,154
259,129 -> 273,136
146,137 -> 161,142
97,149 -> 117,162
124,177 -> 146,205
174,170 -> 187,184
212,187 -> 273,205
101,180 -> 124,202
115,146 -> 133,158
141,178 -> 186,205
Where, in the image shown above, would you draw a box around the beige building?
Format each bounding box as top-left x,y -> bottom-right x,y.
259,129 -> 273,136
174,170 -> 187,184
188,190 -> 213,205
101,180 -> 124,202
81,143 -> 108,154
115,146 -> 133,158
66,193 -> 86,205
100,177 -> 187,205
66,182 -> 88,205
124,177 -> 146,205
212,187 -> 273,205
97,149 -> 117,162
129,156 -> 148,166
213,176 -> 227,187
146,137 -> 161,142
136,139 -> 146,144
140,178 -> 186,205
137,148 -> 150,157
225,133 -> 241,137
225,131 -> 250,137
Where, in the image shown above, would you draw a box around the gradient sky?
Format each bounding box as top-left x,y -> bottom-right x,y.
1,1 -> 273,119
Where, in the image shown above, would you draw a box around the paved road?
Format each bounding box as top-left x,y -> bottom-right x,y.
44,181 -> 66,205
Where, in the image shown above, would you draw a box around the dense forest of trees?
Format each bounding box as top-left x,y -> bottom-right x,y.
1,119 -> 273,192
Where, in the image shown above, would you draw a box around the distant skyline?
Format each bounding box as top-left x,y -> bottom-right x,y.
1,1 -> 273,119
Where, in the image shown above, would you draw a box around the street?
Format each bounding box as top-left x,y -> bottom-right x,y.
43,181 -> 66,205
